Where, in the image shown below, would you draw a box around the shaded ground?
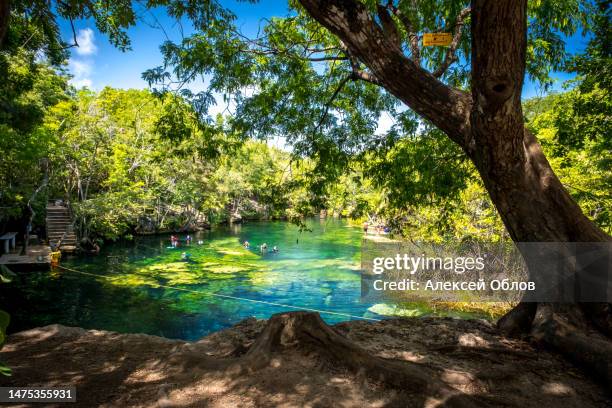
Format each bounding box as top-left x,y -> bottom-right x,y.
0,316 -> 609,407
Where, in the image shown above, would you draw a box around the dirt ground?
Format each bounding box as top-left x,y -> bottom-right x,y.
0,315 -> 609,407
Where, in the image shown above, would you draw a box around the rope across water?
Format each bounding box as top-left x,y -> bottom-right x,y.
55,264 -> 381,322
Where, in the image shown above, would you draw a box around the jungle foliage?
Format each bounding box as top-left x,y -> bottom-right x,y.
40,87 -> 331,240
0,0 -> 609,243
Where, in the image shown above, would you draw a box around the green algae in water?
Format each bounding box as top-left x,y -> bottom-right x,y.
0,219 -> 494,340
1,220 -> 377,339
368,303 -> 428,318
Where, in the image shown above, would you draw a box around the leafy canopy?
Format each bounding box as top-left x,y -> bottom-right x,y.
139,0 -> 595,201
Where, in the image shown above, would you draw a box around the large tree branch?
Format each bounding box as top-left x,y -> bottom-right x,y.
345,47 -> 381,85
376,5 -> 401,49
433,7 -> 471,78
351,68 -> 380,85
472,0 -> 526,112
298,0 -> 471,146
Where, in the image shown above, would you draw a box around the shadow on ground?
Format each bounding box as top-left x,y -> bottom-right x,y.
0,315 -> 609,407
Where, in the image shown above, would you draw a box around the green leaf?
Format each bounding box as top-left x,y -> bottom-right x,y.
0,362 -> 12,377
0,265 -> 16,283
0,310 -> 10,347
0,310 -> 9,332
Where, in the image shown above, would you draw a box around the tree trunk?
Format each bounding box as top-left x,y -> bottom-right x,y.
298,0 -> 611,385
468,1 -> 609,244
242,311 -> 487,406
468,1 -> 611,386
20,159 -> 49,255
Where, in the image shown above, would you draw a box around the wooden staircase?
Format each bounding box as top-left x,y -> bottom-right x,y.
46,203 -> 77,252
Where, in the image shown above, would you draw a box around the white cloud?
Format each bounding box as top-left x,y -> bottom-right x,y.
69,59 -> 93,89
376,112 -> 396,135
68,29 -> 96,89
69,60 -> 91,76
72,77 -> 93,88
75,28 -> 97,56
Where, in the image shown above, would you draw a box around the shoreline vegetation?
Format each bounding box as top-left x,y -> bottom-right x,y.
3,83 -> 608,250
2,85 -> 608,249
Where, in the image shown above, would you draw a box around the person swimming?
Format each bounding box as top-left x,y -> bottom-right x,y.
260,243 -> 268,252
243,240 -> 250,248
272,246 -> 279,253
181,252 -> 191,261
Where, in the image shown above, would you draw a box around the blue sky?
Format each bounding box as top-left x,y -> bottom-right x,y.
61,1 -> 286,92
60,1 -> 589,118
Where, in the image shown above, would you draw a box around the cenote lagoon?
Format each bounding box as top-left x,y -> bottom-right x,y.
1,219 -> 496,340
1,219 -> 368,339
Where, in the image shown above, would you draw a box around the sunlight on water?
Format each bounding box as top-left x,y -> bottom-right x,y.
2,219 -> 379,339
0,219 -> 493,340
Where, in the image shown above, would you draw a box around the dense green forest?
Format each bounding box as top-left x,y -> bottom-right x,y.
0,0 -> 609,246
1,74 -> 609,243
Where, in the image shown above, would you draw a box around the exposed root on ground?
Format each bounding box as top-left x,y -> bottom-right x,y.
498,302 -> 612,389
242,312 -> 488,407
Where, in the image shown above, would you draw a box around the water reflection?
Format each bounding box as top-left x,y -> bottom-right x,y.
1,219 -> 379,340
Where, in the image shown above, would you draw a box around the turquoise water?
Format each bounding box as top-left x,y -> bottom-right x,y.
1,219 -> 383,340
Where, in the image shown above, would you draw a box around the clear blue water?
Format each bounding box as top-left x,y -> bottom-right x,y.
1,219 -> 382,340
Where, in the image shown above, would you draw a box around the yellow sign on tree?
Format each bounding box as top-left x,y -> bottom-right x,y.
423,33 -> 452,46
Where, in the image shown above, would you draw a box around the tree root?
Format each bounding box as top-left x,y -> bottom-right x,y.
241,311 -> 488,407
431,344 -> 534,359
580,302 -> 612,338
497,302 -> 536,338
498,302 -> 612,390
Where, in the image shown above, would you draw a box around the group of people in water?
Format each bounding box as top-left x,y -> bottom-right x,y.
243,240 -> 279,253
169,234 -> 278,254
170,234 -> 204,248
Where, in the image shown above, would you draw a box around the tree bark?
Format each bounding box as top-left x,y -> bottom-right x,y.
298,0 -> 611,385
468,0 -> 609,244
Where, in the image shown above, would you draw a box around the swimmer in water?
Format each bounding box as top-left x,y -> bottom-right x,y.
243,240 -> 250,248
273,246 -> 279,253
